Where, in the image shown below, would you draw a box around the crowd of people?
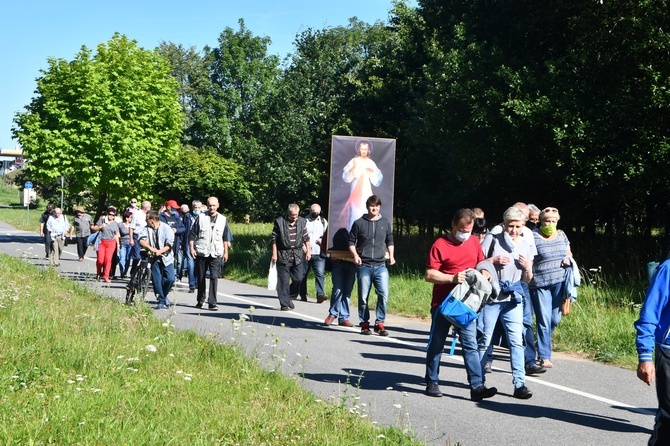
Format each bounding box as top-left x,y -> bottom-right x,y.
38,196 -> 232,311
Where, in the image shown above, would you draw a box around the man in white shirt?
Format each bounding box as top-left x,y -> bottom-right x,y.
299,203 -> 329,303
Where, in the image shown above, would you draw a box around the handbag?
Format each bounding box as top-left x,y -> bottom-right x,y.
561,298 -> 572,316
267,261 -> 277,291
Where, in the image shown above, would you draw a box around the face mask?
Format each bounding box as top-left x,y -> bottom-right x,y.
454,231 -> 471,243
311,212 -> 319,219
526,221 -> 537,230
193,210 -> 200,215
540,224 -> 556,236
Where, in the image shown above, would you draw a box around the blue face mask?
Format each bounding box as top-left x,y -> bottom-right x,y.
193,210 -> 200,215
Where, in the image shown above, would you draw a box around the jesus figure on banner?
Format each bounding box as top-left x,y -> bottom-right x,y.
341,139 -> 383,231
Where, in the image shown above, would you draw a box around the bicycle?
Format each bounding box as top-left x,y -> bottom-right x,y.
125,250 -> 153,305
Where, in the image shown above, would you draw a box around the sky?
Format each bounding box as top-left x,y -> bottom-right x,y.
0,0 -> 415,149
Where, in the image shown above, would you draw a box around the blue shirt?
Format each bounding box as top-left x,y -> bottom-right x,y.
635,259 -> 670,362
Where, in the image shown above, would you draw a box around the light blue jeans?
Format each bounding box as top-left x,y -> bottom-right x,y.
478,301 -> 525,388
357,264 -> 389,325
530,282 -> 565,360
426,307 -> 483,390
118,244 -> 132,277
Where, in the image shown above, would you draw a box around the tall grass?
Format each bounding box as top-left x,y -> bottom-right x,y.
0,253 -> 419,445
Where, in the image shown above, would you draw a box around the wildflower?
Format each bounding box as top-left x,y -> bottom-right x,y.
91,389 -> 101,393
67,380 -> 75,384
377,434 -> 385,438
184,376 -> 191,381
117,355 -> 124,359
393,404 -> 402,409
239,313 -> 249,322
176,370 -> 184,374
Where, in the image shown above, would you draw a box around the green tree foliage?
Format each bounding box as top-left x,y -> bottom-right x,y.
13,34 -> 183,216
152,147 -> 251,218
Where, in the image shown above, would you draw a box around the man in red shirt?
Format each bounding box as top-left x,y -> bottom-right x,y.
424,208 -> 496,401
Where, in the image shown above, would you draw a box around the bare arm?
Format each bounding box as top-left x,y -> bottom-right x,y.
425,268 -> 465,285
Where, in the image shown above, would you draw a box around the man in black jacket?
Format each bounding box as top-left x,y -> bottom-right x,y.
271,204 -> 311,311
348,195 -> 395,336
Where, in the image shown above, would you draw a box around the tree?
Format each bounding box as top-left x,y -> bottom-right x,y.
152,146 -> 251,219
13,33 -> 183,217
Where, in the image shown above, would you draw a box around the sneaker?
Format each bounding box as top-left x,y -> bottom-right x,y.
324,315 -> 336,325
188,288 -> 195,293
317,294 -> 329,303
484,362 -> 493,373
195,302 -> 203,309
155,304 -> 168,310
513,385 -> 533,399
289,300 -> 295,309
280,306 -> 291,311
338,320 -> 353,327
374,322 -> 389,337
361,322 -> 372,335
208,304 -> 218,311
525,364 -> 546,376
425,382 -> 443,398
471,385 -> 497,402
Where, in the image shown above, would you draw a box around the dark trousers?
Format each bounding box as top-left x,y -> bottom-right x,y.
196,255 -> 221,305
276,261 -> 304,308
651,347 -> 670,445
76,236 -> 89,259
44,233 -> 51,257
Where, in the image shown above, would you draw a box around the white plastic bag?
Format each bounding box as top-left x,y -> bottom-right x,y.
267,261 -> 277,291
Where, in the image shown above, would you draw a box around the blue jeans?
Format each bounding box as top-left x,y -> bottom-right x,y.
426,307 -> 483,390
151,261 -> 175,306
329,260 -> 356,322
530,282 -> 565,360
183,249 -> 196,289
357,264 -> 389,324
300,255 -> 326,298
118,244 -> 132,277
478,301 -> 525,388
521,282 -> 538,367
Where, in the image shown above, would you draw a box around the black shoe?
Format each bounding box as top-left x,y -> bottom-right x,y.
425,382 -> 442,398
280,306 -> 291,311
525,364 -> 546,376
513,385 -> 533,399
299,296 -> 308,302
195,302 -> 203,309
289,300 -> 295,309
188,288 -> 195,293
471,385 -> 497,402
208,304 -> 218,311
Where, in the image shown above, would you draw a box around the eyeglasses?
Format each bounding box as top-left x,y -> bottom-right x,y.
542,207 -> 558,213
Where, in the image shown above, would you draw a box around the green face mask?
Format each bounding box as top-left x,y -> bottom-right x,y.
540,224 -> 556,236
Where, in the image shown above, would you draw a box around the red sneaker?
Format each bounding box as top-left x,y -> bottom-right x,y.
374,322 -> 389,337
360,321 -> 372,335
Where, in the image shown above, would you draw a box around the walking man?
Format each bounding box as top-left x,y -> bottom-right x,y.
70,206 -> 93,261
39,204 -> 54,259
46,207 -> 69,267
348,195 -> 395,336
189,196 -> 227,311
299,203 -> 329,303
635,258 -> 670,445
271,204 -> 310,311
139,211 -> 175,310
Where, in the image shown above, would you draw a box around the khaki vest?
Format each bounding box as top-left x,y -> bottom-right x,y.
194,213 -> 226,258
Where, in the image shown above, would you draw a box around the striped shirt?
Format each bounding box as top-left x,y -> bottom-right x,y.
531,230 -> 570,288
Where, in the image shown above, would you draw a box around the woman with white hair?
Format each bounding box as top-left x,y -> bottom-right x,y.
530,207 -> 573,368
478,206 -> 534,399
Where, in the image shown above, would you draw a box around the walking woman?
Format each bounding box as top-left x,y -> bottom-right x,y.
529,207 -> 573,368
118,210 -> 133,278
92,206 -> 120,283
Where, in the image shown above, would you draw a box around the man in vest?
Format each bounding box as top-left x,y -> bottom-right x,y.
271,204 -> 310,311
189,196 -> 227,311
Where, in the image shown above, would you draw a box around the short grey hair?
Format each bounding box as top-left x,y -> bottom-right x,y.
528,203 -> 541,215
503,206 -> 525,223
288,203 -> 300,213
192,200 -> 202,208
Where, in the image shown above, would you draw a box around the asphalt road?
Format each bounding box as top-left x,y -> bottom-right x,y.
0,221 -> 658,445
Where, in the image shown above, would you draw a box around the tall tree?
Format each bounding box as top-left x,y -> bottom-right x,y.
13,34 -> 182,216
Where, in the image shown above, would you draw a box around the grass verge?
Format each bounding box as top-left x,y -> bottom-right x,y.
0,253 -> 420,445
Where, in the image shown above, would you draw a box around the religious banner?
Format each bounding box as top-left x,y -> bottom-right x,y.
327,135 -> 396,257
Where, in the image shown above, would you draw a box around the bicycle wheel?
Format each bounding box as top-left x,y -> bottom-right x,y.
125,269 -> 139,305
139,268 -> 150,301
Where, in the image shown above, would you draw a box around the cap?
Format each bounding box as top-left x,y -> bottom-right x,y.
165,199 -> 179,209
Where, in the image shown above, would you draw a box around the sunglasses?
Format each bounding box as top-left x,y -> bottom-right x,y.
542,207 -> 558,213
131,201 -> 137,204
